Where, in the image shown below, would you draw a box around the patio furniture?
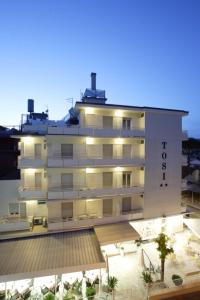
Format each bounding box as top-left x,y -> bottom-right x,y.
64,282 -> 70,291
41,286 -> 49,295
49,283 -> 59,295
21,288 -> 31,300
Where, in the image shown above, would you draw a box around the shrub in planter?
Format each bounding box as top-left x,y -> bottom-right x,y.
63,293 -> 75,300
44,292 -> 55,300
141,270 -> 153,286
86,286 -> 96,299
172,274 -> 183,286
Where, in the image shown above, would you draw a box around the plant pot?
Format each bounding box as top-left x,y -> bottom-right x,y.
173,278 -> 183,286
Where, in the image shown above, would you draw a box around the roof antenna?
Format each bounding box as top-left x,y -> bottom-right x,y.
66,98 -> 74,107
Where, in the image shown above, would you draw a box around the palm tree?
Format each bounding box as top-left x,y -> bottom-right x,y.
155,233 -> 174,282
108,276 -> 118,300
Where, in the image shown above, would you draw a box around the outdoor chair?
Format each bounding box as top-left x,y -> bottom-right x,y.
41,286 -> 49,295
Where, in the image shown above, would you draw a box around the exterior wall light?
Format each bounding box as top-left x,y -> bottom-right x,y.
85,107 -> 94,114
86,137 -> 94,144
23,136 -> 33,144
115,110 -> 123,117
115,138 -> 123,145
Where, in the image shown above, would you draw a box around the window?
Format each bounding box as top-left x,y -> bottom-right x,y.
35,144 -> 42,158
103,144 -> 113,158
62,202 -> 73,219
103,199 -> 113,216
61,173 -> 73,189
103,172 -> 113,188
9,203 -> 19,215
103,116 -> 113,129
122,172 -> 131,187
35,172 -> 42,188
122,197 -> 132,213
61,144 -> 73,158
122,118 -> 131,130
123,144 -> 132,158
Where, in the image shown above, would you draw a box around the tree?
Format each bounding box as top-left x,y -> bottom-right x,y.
155,233 -> 174,282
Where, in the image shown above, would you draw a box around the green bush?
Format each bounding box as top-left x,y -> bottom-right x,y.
44,292 -> 55,300
86,286 -> 96,299
141,270 -> 153,284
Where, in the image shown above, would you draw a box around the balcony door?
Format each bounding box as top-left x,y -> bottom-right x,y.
122,197 -> 132,213
103,116 -> 113,129
103,144 -> 113,159
61,144 -> 73,159
35,172 -> 42,189
103,172 -> 113,188
122,118 -> 131,130
35,144 -> 42,158
62,202 -> 73,219
103,198 -> 113,216
61,173 -> 73,190
122,172 -> 131,187
123,144 -> 132,158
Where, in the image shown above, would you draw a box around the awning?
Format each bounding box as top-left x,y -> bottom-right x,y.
0,229 -> 106,282
94,222 -> 140,246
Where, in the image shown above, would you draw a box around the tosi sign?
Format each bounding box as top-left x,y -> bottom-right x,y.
161,141 -> 168,187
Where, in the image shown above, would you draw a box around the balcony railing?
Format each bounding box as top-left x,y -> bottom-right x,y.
18,187 -> 47,199
18,156 -> 46,168
48,185 -> 144,199
47,124 -> 145,137
47,154 -> 145,167
48,209 -> 143,230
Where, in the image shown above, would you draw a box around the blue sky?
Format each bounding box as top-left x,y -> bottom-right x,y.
0,0 -> 199,137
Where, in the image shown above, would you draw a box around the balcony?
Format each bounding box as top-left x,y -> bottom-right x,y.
19,187 -> 47,200
47,124 -> 145,137
48,209 -> 143,231
182,130 -> 188,140
47,155 -> 145,168
48,185 -> 144,200
18,156 -> 46,168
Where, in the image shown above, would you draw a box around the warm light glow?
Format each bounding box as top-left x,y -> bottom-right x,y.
115,138 -> 123,144
26,168 -> 35,175
86,137 -> 94,144
86,168 -> 95,173
85,107 -> 94,114
115,110 -> 123,117
26,200 -> 37,205
23,136 -> 33,144
115,167 -> 123,172
86,199 -> 95,202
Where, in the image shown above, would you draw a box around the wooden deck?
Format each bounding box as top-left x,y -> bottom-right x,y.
94,222 -> 140,245
0,229 -> 105,282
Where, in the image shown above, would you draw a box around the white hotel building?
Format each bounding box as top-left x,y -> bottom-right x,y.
15,73 -> 188,233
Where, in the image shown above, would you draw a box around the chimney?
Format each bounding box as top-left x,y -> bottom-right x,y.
91,72 -> 96,90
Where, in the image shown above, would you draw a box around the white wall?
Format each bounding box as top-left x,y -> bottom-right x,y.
0,180 -> 20,216
144,111 -> 183,218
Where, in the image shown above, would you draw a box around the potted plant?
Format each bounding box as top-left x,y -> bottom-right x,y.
63,293 -> 75,300
108,276 -> 118,300
44,292 -> 55,300
172,274 -> 183,286
135,237 -> 142,247
141,270 -> 153,286
86,286 -> 96,300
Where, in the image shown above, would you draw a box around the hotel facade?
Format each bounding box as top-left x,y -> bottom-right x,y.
13,73 -> 188,232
